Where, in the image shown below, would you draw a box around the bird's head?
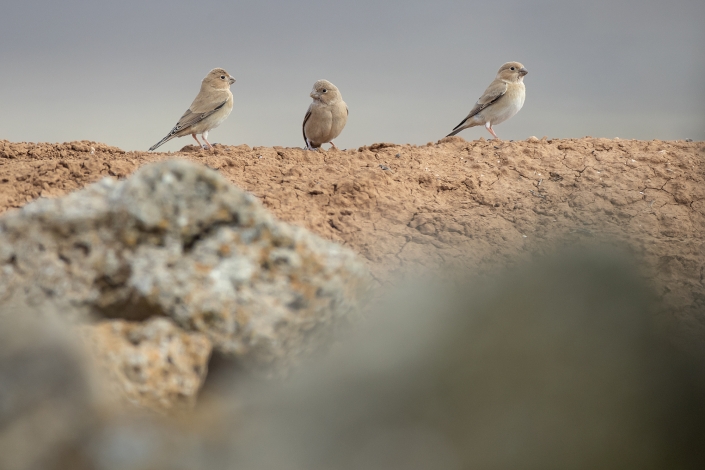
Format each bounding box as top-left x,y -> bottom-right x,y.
497,62 -> 528,83
204,68 -> 236,89
310,79 -> 341,104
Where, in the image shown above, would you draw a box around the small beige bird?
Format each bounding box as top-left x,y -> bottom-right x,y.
446,62 -> 528,140
303,80 -> 348,150
149,68 -> 236,151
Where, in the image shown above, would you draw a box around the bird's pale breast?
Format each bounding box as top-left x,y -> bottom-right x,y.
305,101 -> 347,145
487,83 -> 525,126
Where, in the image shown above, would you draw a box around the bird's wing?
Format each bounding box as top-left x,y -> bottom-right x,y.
189,88 -> 231,113
180,88 -> 230,123
149,88 -> 231,151
171,87 -> 232,130
302,104 -> 313,144
451,79 -> 508,131
149,100 -> 228,151
166,98 -> 229,136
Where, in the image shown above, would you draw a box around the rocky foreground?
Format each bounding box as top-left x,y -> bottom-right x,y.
1,137 -> 704,468
1,160 -> 369,410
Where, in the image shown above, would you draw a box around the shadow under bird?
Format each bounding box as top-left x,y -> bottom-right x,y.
447,61 -> 528,140
303,80 -> 348,151
149,68 -> 236,151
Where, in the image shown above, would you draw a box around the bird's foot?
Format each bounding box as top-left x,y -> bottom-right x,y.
192,133 -> 205,149
485,123 -> 499,140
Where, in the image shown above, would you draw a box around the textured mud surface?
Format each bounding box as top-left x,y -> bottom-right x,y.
1,137 -> 704,332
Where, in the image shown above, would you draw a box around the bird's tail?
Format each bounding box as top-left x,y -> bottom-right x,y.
446,118 -> 470,137
149,134 -> 175,152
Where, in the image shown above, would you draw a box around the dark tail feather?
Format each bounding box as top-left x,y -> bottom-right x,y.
446,118 -> 469,137
149,134 -> 174,152
446,126 -> 465,137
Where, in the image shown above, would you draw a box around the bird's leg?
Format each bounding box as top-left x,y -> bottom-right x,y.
192,133 -> 204,149
329,141 -> 338,150
485,122 -> 499,140
201,131 -> 214,150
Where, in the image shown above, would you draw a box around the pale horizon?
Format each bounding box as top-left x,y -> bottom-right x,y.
1,0 -> 703,151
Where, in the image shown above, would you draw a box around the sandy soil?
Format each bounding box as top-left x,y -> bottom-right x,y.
1,137 -> 704,335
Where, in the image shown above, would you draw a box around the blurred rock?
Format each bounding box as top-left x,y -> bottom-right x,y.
3,252 -> 705,469
0,313 -> 93,470
223,251 -> 705,469
0,160 -> 370,369
78,318 -> 212,411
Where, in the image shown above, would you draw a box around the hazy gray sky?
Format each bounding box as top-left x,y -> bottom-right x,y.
1,0 -> 703,151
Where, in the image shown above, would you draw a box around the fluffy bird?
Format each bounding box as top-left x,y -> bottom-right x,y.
446,62 -> 528,140
303,80 -> 348,150
149,68 -> 236,151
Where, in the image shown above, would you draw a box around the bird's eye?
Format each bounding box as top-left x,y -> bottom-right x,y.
322,89 -> 327,93
510,67 -> 515,71
221,75 -> 226,79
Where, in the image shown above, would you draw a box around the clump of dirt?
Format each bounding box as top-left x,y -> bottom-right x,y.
1,137 -> 704,333
0,140 -> 134,207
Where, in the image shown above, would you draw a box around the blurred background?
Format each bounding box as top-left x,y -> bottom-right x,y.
1,0 -> 704,151
4,250 -> 705,469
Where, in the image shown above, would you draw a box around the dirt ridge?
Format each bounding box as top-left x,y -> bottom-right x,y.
1,136 -> 704,333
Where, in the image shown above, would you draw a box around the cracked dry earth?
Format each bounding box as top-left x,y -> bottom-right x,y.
1,136 -> 704,335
